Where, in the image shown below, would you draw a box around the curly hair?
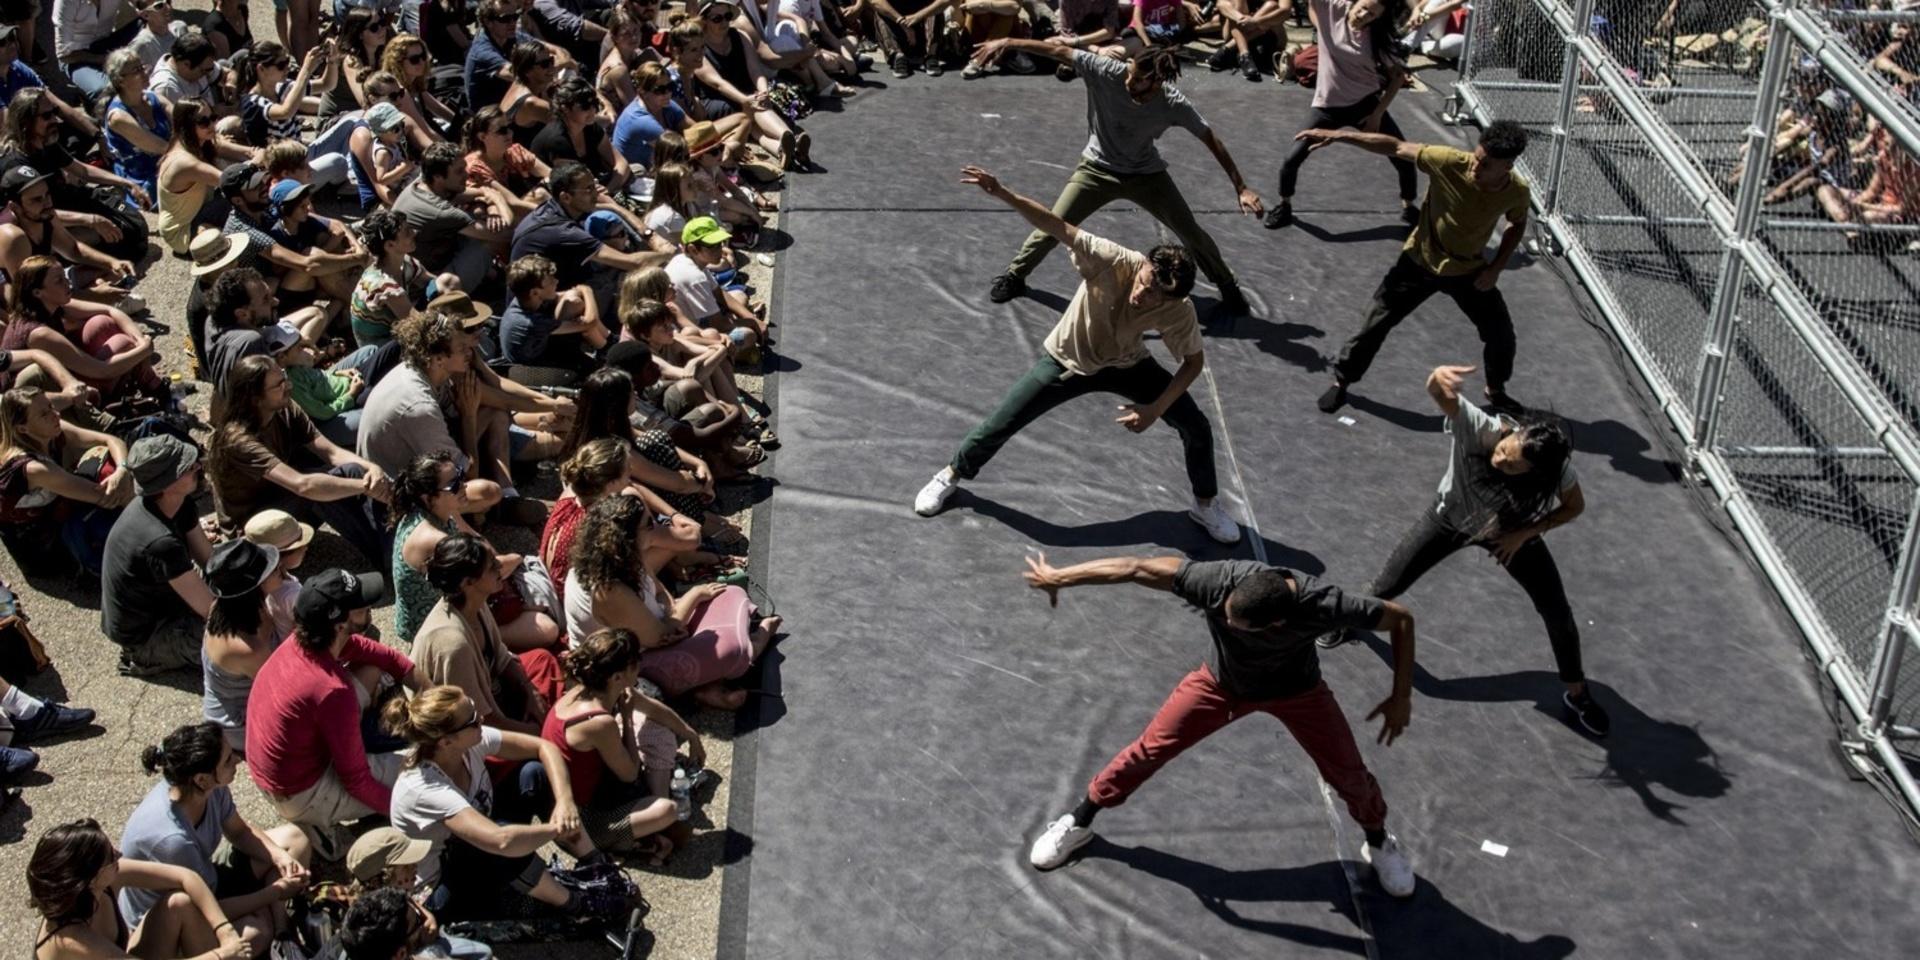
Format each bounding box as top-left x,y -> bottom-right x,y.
395,307 -> 463,372
563,627 -> 642,691
1480,120 -> 1529,160
359,208 -> 411,263
570,493 -> 651,593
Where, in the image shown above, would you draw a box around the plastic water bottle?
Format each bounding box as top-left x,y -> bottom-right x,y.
671,766 -> 691,821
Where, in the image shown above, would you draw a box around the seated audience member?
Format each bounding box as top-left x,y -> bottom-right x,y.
99,49 -> 173,202
0,675 -> 94,783
223,162 -> 368,307
1,87 -> 150,263
383,32 -> 459,141
1,168 -> 140,305
526,0 -> 606,65
666,217 -> 768,352
565,494 -> 780,710
466,0 -> 574,110
604,337 -> 765,476
498,254 -> 606,386
343,830 -> 494,960
207,354 -> 392,563
566,366 -> 729,537
201,538 -> 286,753
348,102 -> 418,210
122,722 -> 312,955
29,818 -> 249,960
357,308 -> 517,517
641,160 -> 695,239
351,209 -> 450,350
262,179 -> 369,315
246,568 -> 423,836
414,533 -> 563,734
231,39 -> 334,147
685,121 -> 776,224
464,104 -> 551,219
540,438 -> 631,603
316,8 -> 389,122
183,231 -> 255,380
534,78 -> 631,193
203,265 -> 327,405
0,385 -> 131,577
595,5 -> 659,119
393,143 -> 512,295
1203,0 -> 1287,79
1402,0 -> 1466,61
148,31 -> 226,113
543,626 -> 700,862
390,452 -> 555,648
499,40 -> 561,148
512,162 -> 669,318
243,508 -> 313,639
124,0 -> 187,73
613,61 -> 687,170
778,0 -> 865,80
102,435 -> 214,677
384,684 -> 588,914
265,321 -> 367,447
159,100 -> 258,257
0,26 -> 101,139
693,0 -> 811,167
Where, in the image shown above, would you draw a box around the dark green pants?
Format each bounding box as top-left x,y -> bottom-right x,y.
1005,159 -> 1239,293
949,353 -> 1219,499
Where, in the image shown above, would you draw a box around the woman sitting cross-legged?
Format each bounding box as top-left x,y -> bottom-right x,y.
2,256 -> 164,413
390,452 -> 563,651
28,818 -> 249,960
0,385 -> 132,577
200,539 -> 291,755
541,627 -> 705,865
414,532 -> 565,736
120,722 -> 312,958
384,685 -> 603,918
565,494 -> 780,710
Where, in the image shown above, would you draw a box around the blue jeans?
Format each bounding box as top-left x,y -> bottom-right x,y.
308,115 -> 365,188
60,22 -> 145,102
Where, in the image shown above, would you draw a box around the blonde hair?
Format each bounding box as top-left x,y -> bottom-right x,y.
618,267 -> 672,321
381,33 -> 430,94
559,437 -> 630,499
382,685 -> 472,765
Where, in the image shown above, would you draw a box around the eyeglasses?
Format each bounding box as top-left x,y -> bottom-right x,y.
439,473 -> 463,493
641,85 -> 668,96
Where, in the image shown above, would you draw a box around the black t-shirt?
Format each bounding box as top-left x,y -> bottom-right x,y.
100,496 -> 200,646
509,199 -> 602,290
1172,560 -> 1384,700
0,142 -> 81,202
530,119 -> 611,181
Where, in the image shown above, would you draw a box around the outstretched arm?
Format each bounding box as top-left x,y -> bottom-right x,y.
1022,553 -> 1181,606
973,36 -> 1079,67
1198,129 -> 1264,215
961,165 -> 1079,247
1295,128 -> 1424,164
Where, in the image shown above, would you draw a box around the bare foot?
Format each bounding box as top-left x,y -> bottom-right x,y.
757,615 -> 784,639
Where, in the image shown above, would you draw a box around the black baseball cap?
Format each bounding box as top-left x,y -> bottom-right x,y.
0,165 -> 54,204
219,162 -> 268,197
292,568 -> 385,635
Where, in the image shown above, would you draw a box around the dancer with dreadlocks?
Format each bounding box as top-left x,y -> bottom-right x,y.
968,40 -> 1264,321
1320,364 -> 1612,737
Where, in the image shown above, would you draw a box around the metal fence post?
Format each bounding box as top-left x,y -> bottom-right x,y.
1540,0 -> 1594,218
1867,489 -> 1920,735
1445,1 -> 1484,123
1689,9 -> 1793,451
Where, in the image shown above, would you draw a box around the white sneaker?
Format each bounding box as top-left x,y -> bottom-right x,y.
913,469 -> 958,517
1188,497 -> 1243,544
1028,814 -> 1095,870
1362,834 -> 1416,897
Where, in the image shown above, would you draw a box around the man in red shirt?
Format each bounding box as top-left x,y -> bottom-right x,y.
246,569 -> 424,846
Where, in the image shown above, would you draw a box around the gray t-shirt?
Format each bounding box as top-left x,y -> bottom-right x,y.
1074,50 -> 1210,175
118,781 -> 237,926
1172,560 -> 1384,700
1435,398 -> 1578,538
391,184 -> 477,273
356,364 -> 462,477
390,725 -> 503,891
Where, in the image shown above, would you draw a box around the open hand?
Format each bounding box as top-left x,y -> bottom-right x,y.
1023,552 -> 1063,607
1428,363 -> 1477,398
973,37 -> 1010,66
1490,530 -> 1532,566
1295,128 -> 1340,152
1366,693 -> 1411,745
959,165 -> 1005,198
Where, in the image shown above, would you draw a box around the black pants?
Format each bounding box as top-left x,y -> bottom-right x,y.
1280,93 -> 1418,201
1333,253 -> 1516,389
950,353 -> 1219,499
55,184 -> 149,263
441,834 -> 547,914
1368,507 -> 1584,684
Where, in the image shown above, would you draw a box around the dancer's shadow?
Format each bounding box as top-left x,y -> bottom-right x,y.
959,494 -> 1325,572
1345,394 -> 1444,433
1087,841 -> 1577,960
1561,416 -> 1683,484
1295,218 -> 1413,246
1355,635 -> 1730,824
1204,312 -> 1327,373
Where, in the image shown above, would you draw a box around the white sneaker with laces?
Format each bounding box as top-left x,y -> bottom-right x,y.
914,469 -> 959,517
1363,835 -> 1416,897
1188,497 -> 1243,544
1029,814 -> 1095,870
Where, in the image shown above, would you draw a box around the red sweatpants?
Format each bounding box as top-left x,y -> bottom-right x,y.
1087,664 -> 1389,830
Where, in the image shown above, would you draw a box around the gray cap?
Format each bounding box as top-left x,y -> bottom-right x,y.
125,434 -> 201,496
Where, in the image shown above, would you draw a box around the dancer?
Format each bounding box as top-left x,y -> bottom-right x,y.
1322,364 -> 1610,736
970,40 -> 1262,320
1018,550 -> 1418,896
1266,0 -> 1419,229
1305,121 -> 1532,414
913,166 -> 1241,544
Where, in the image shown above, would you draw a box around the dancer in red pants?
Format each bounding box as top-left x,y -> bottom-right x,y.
1019,552 -> 1420,897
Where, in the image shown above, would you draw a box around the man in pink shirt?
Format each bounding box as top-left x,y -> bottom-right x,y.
246,569 -> 424,844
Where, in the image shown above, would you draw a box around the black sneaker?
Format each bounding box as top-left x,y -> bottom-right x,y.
1483,388 -> 1523,414
925,58 -> 945,77
1213,288 -> 1250,321
10,701 -> 95,742
1564,689 -> 1611,737
1240,53 -> 1260,81
891,57 -> 912,79
1315,628 -> 1357,650
988,273 -> 1027,303
1263,204 -> 1294,229
1208,45 -> 1237,72
1317,381 -> 1349,413
1400,204 -> 1420,226
1055,64 -> 1077,82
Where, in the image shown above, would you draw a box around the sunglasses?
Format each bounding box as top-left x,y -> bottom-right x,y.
456,709 -> 483,732
405,52 -> 426,64
703,12 -> 731,22
374,89 -> 403,101
486,12 -> 518,22
35,110 -> 56,121
536,57 -> 557,69
194,116 -> 214,127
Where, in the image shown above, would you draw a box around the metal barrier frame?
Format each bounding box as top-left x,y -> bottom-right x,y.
1451,0 -> 1920,819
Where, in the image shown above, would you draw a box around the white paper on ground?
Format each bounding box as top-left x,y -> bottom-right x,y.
1481,840 -> 1509,857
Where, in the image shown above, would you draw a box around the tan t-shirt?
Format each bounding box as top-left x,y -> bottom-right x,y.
1043,230 -> 1203,375
1405,145 -> 1531,277
413,597 -> 513,723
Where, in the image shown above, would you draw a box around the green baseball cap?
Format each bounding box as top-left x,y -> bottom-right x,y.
681,216 -> 732,247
